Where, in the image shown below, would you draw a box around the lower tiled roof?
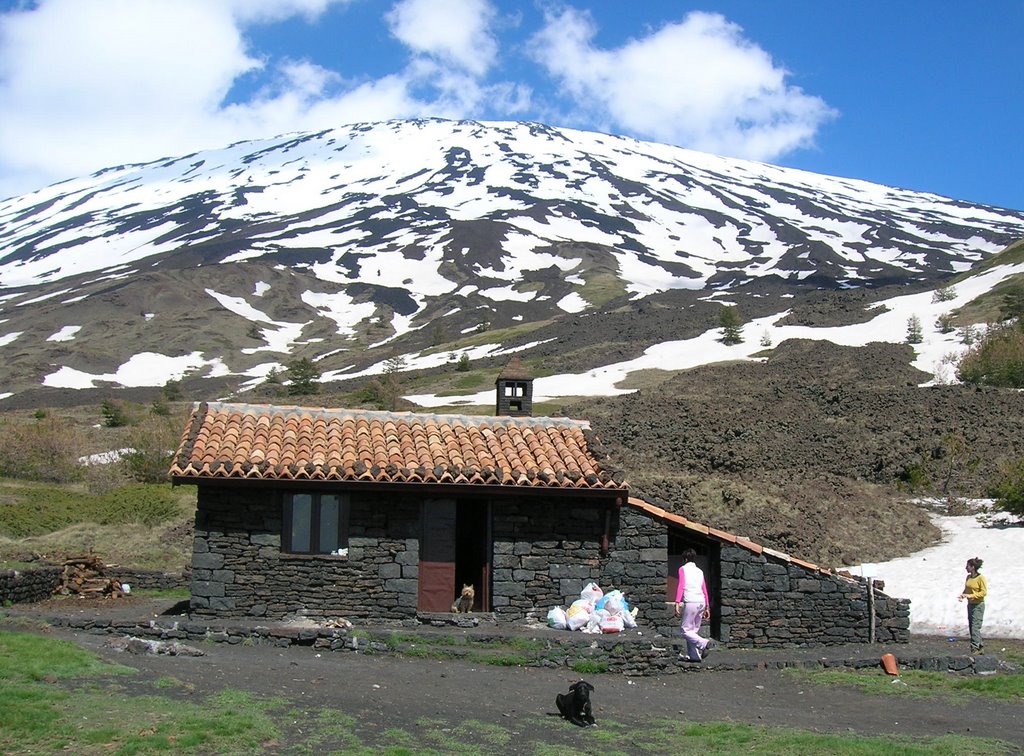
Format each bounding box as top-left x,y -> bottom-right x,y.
169,402 -> 628,490
626,497 -> 842,580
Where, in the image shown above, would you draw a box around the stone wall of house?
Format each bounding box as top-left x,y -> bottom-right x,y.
603,505 -> 673,627
712,544 -> 910,646
190,486 -> 419,620
490,500 -> 669,626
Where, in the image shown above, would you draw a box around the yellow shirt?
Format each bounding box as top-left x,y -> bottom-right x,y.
963,574 -> 987,603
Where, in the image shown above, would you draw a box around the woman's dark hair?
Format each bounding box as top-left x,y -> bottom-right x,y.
682,548 -> 697,563
967,557 -> 984,572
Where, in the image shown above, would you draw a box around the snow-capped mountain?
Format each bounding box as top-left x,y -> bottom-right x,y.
1,119 -> 1022,403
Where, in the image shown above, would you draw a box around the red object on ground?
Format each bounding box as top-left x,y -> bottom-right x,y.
881,653 -> 899,675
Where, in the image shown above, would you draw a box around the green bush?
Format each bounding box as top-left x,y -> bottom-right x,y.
0,481 -> 182,538
100,399 -> 130,428
955,322 -> 1024,388
988,458 -> 1024,517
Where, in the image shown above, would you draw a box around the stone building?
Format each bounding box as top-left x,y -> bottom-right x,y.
169,375 -> 909,646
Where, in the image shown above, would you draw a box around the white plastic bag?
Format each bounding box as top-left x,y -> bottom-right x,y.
600,614 -> 624,633
547,606 -> 569,630
580,582 -> 603,603
566,599 -> 594,630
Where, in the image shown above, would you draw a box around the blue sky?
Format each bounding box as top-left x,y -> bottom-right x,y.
0,0 -> 1021,211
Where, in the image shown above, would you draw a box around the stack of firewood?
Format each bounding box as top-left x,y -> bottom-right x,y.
55,554 -> 126,598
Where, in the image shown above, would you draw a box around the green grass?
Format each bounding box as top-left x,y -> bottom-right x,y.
0,479 -> 184,538
0,631 -> 282,754
0,630 -> 1016,754
787,666 -> 1024,702
571,659 -> 609,674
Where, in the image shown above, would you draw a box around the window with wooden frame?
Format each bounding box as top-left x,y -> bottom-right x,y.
282,492 -> 350,554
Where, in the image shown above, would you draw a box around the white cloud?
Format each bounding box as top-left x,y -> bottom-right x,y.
0,1 -> 831,200
0,0 -> 501,199
386,0 -> 498,77
527,9 -> 836,161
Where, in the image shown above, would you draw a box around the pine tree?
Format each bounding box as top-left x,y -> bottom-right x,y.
285,358 -> 320,395
719,305 -> 744,345
906,315 -> 923,344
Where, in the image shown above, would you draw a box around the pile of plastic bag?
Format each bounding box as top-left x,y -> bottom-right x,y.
546,582 -> 639,633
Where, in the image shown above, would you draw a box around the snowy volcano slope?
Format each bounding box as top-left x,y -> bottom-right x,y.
3,119 -> 1023,294
1,119 -> 1023,400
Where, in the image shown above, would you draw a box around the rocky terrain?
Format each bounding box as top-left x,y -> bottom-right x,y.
569,339 -> 1024,566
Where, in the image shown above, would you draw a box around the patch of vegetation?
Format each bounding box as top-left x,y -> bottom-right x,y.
987,457 -> 1024,517
1,630 -> 1015,754
786,666 -> 1024,702
571,659 -> 610,674
956,321 -> 1024,388
0,415 -> 85,484
0,480 -> 183,538
471,652 -> 530,667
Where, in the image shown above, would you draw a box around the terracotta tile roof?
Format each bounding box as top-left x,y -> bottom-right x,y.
169,402 -> 628,490
497,356 -> 532,381
625,497 -> 844,581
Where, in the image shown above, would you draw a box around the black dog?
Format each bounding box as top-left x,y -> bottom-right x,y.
555,680 -> 596,727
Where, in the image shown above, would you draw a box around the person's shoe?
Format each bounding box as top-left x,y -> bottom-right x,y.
701,640 -> 717,659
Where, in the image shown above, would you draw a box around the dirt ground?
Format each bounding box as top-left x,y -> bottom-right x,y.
12,612 -> 1023,752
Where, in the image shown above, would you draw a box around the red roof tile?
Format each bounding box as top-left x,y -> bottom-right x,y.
625,497 -> 843,581
169,402 -> 627,490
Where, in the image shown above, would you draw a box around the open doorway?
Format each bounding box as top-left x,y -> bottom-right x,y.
418,499 -> 491,612
454,500 -> 490,612
666,530 -> 720,639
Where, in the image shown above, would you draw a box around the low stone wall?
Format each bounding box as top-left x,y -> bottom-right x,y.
717,544 -> 910,646
26,613 -> 1000,676
108,569 -> 190,592
0,566 -> 62,605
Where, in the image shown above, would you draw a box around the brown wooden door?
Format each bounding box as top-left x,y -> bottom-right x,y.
418,499 -> 456,612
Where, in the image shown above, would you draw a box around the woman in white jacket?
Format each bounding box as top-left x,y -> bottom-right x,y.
673,548 -> 715,661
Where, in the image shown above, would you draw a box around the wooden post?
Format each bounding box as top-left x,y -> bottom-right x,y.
868,578 -> 876,644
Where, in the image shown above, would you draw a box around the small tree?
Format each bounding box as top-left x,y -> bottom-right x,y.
285,358 -> 320,396
456,354 -> 471,372
932,285 -> 958,303
957,324 -> 979,345
759,330 -> 772,348
162,379 -> 182,401
906,315 -> 923,344
935,313 -> 955,334
101,399 -> 130,428
988,457 -> 1024,517
364,356 -> 407,411
719,305 -> 744,345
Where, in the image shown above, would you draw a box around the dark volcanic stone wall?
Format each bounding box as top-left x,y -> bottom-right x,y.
490,501 -> 667,624
189,485 -> 907,646
0,566 -> 61,604
717,545 -> 909,646
190,486 -> 420,620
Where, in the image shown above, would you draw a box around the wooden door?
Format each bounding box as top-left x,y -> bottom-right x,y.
418,499 -> 456,612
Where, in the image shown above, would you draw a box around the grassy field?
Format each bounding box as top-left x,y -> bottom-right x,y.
0,629 -> 1015,755
0,477 -> 195,570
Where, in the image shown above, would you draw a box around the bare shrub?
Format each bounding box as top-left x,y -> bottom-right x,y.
0,416 -> 84,483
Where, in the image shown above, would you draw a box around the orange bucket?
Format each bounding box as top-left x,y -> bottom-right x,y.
881,653 -> 899,676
